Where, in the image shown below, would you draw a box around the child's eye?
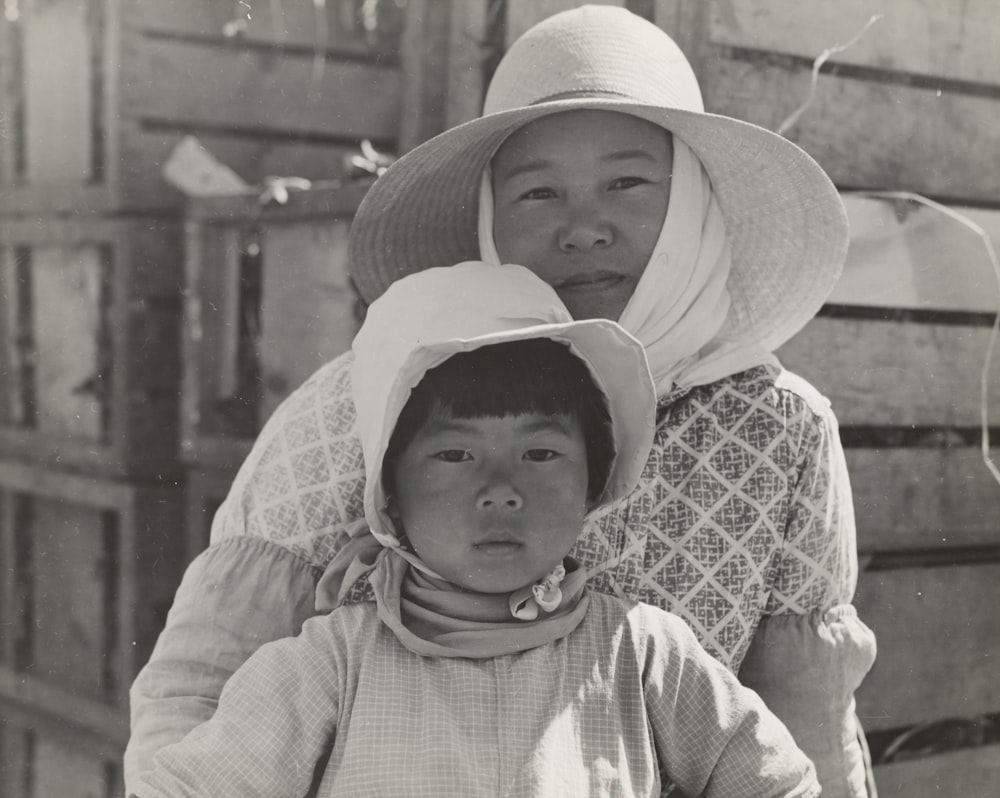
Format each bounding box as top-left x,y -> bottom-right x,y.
610,176 -> 648,190
433,449 -> 472,463
524,449 -> 559,462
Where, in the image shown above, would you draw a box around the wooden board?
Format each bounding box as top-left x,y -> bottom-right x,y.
698,54 -> 1000,201
0,218 -> 183,478
706,0 -> 1000,86
854,564 -> 1000,732
20,0 -> 95,185
836,197 -> 1000,314
0,711 -> 124,798
184,468 -> 235,560
777,316 -> 998,427
258,218 -> 359,423
873,743 -> 1000,797
181,183 -> 365,469
125,37 -> 401,143
0,461 -> 185,707
847,447 -> 1000,553
127,0 -> 389,54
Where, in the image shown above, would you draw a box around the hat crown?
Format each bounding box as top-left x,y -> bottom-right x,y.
484,5 -> 704,115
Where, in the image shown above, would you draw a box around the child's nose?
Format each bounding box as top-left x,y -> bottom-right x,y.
476,478 -> 524,511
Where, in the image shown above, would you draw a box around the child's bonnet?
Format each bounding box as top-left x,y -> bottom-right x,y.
314,261 -> 657,657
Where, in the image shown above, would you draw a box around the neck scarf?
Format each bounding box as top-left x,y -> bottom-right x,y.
478,136 -> 777,395
316,533 -> 591,658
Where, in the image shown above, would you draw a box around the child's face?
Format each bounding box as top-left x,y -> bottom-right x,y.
491,109 -> 672,322
389,409 -> 590,594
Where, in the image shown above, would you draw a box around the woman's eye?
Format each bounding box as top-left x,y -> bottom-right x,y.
524,449 -> 559,462
519,187 -> 556,200
434,449 -> 472,463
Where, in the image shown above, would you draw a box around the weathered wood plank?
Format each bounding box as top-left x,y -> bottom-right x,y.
854,564 -> 1000,732
699,54 -> 1000,202
258,218 -> 359,423
185,468 -> 235,559
847,447 -> 1000,553
30,243 -> 104,441
127,0 -> 377,53
837,197 -> 1000,314
126,37 -> 401,142
707,0 -> 1000,86
873,743 -> 1000,797
28,497 -> 109,700
445,0 -> 492,127
0,670 -> 129,746
777,316 -> 999,427
181,185 -> 364,468
0,462 -> 185,704
29,719 -> 109,798
0,219 -> 183,477
21,0 -> 93,185
397,0 -> 453,151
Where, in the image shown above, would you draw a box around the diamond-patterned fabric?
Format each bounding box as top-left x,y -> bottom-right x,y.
212,352 -> 855,670
212,354 -> 857,670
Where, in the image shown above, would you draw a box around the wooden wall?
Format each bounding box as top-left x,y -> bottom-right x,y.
1,0 -> 998,795
644,0 -> 1000,792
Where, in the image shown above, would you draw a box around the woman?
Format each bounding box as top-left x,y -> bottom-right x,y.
127,7 -> 875,796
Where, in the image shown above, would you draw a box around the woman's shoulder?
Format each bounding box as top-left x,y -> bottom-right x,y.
661,364 -> 837,428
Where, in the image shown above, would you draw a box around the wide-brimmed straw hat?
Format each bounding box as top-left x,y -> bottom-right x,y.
351,261 -> 656,545
348,5 -> 848,352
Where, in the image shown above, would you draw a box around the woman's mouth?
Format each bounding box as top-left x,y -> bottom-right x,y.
557,272 -> 625,292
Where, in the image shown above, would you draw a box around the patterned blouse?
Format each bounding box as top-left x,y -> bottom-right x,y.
125,352 -> 864,795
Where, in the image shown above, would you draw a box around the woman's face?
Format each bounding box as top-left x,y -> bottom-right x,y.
491,110 -> 672,321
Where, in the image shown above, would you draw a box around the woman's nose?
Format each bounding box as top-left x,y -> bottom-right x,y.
475,476 -> 524,510
558,203 -> 613,252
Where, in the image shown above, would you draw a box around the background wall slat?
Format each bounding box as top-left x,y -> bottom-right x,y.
126,38 -> 401,143
777,317 -> 997,427
698,57 -> 1000,201
707,0 -> 1000,86
848,448 -> 1000,553
258,219 -> 358,423
872,744 -> 1000,797
854,564 -> 1000,732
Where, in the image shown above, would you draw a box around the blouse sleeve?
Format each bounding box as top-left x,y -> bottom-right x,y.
639,608 -> 820,798
132,613 -> 347,798
766,370 -> 857,614
738,608 -> 877,798
124,538 -> 323,792
743,371 -> 877,798
125,354 -> 367,795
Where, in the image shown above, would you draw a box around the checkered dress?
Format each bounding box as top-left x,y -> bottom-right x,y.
134,594 -> 819,798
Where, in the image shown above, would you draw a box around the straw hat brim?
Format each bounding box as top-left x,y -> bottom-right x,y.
348,97 -> 848,352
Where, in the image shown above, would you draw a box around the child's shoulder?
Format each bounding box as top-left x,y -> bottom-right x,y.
583,592 -> 698,650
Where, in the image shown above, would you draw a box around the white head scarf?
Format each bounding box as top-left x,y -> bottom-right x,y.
478,135 -> 778,396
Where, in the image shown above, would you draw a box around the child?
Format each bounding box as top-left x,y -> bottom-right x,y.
133,262 -> 819,798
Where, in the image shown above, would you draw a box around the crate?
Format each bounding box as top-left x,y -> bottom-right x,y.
0,0 -> 418,216
184,467 -> 236,561
651,0 -> 1000,203
180,181 -> 367,471
0,712 -> 125,798
0,461 -> 184,721
0,217 -> 183,478
774,195 -> 1000,792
